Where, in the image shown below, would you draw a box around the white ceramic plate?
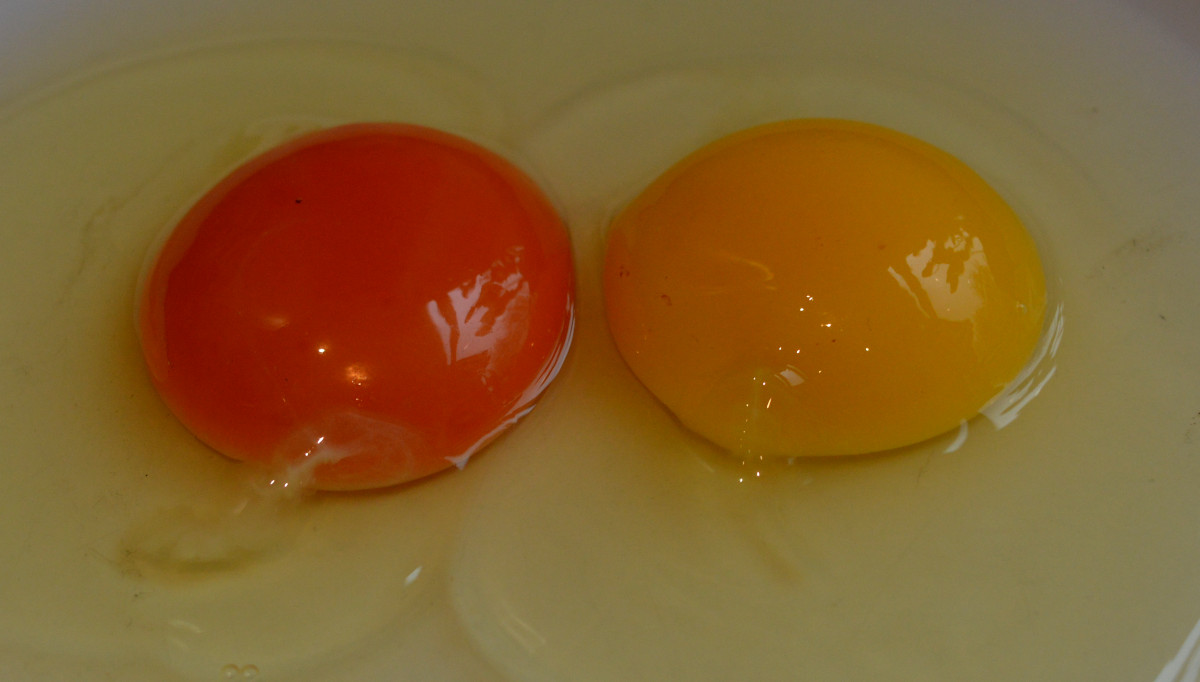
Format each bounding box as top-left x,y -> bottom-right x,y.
1,1 -> 1198,680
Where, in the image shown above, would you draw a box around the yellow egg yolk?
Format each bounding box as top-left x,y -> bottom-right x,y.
603,119 -> 1047,458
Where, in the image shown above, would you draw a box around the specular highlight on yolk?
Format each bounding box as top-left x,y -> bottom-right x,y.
603,119 -> 1047,458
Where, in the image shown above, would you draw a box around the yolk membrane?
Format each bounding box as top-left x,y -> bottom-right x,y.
603,119 -> 1047,458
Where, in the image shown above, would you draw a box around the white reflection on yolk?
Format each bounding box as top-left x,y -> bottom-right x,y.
262,314 -> 289,330
344,364 -> 369,386
888,228 -> 987,322
776,366 -> 805,387
426,247 -> 532,374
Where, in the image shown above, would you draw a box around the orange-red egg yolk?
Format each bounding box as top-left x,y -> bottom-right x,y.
139,123 -> 575,490
604,119 -> 1046,458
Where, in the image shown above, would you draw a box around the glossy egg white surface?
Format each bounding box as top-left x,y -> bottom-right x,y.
0,1 -> 1198,681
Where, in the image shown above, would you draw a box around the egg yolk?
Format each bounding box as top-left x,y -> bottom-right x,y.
138,123 -> 574,490
604,119 -> 1046,458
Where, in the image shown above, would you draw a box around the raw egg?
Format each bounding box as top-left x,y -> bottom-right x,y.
604,118 -> 1046,458
138,122 -> 575,491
